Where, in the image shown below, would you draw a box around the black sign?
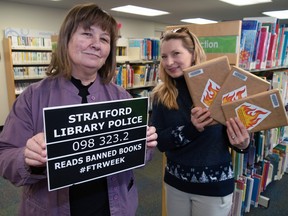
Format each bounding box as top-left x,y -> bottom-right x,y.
43,97 -> 148,191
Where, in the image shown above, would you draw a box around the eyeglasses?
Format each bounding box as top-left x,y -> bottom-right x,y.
160,27 -> 195,47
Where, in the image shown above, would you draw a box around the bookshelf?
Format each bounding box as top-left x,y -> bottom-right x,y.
115,60 -> 159,112
115,37 -> 160,110
3,37 -> 52,110
116,36 -> 161,84
225,18 -> 288,211
116,37 -> 160,62
3,35 -> 159,110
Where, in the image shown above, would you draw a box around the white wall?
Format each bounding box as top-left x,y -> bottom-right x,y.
0,2 -> 166,125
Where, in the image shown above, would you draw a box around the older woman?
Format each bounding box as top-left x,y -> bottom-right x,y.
0,3 -> 157,216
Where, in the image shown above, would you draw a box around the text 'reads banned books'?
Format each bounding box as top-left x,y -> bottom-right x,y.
221,89 -> 288,133
183,56 -> 231,124
209,66 -> 270,125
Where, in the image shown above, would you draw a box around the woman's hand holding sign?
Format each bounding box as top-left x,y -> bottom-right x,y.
146,126 -> 157,148
24,132 -> 47,167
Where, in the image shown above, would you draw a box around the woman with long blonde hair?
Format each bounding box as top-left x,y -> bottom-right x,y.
151,28 -> 250,216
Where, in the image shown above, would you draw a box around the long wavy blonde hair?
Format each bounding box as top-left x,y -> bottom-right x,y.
152,28 -> 207,109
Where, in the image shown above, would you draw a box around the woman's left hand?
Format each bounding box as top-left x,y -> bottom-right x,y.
226,117 -> 250,150
146,126 -> 158,148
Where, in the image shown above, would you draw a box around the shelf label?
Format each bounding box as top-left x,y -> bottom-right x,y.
199,36 -> 239,53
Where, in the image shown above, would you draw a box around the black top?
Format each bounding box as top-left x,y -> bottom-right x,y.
151,76 -> 247,196
69,76 -> 110,216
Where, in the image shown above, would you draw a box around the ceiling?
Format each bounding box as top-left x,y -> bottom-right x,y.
1,0 -> 288,25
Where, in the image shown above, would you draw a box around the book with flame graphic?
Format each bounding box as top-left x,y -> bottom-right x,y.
209,66 -> 270,125
183,56 -> 231,124
221,89 -> 288,132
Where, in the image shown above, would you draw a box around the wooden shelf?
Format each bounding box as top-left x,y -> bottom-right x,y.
3,37 -> 51,109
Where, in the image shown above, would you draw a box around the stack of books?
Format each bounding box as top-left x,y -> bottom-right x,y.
183,55 -> 288,133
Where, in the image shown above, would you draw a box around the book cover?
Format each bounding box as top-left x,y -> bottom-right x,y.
248,144 -> 256,167
234,152 -> 244,179
133,65 -> 147,86
209,66 -> 270,125
254,131 -> 265,162
265,153 -> 280,181
250,22 -> 262,70
239,20 -> 260,70
236,176 -> 247,214
245,176 -> 254,212
115,65 -> 123,86
232,188 -> 243,216
280,30 -> 288,66
183,56 -> 231,110
221,89 -> 288,132
273,144 -> 287,175
251,174 -> 262,207
261,160 -> 271,190
275,25 -> 286,67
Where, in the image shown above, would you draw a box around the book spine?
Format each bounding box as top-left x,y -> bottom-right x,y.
266,33 -> 278,68
255,27 -> 269,69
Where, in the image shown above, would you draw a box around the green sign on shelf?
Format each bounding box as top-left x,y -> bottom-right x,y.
199,36 -> 238,53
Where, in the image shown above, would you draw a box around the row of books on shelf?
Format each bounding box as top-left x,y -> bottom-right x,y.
12,51 -> 52,65
116,46 -> 127,56
239,16 -> 288,71
270,70 -> 288,106
8,35 -> 52,49
128,38 -> 160,61
231,128 -> 288,215
15,81 -> 38,95
114,63 -> 159,89
13,66 -> 48,79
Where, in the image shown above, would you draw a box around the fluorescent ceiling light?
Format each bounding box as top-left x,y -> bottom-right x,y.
219,0 -> 272,6
181,18 -> 218,24
263,10 -> 288,19
111,5 -> 169,16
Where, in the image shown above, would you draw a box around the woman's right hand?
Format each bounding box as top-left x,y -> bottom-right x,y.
24,132 -> 47,167
191,107 -> 213,132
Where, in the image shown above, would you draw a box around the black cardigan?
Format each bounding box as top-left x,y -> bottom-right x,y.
151,76 -> 247,196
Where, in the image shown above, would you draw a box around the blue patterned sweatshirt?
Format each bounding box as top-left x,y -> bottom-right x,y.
151,76 -> 245,196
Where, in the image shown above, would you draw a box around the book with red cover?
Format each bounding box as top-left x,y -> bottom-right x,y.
255,27 -> 269,69
261,160 -> 271,191
266,33 -> 278,68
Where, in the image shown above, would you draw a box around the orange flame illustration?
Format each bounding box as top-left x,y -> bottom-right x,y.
237,104 -> 268,129
240,50 -> 249,61
203,82 -> 219,107
222,88 -> 246,104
